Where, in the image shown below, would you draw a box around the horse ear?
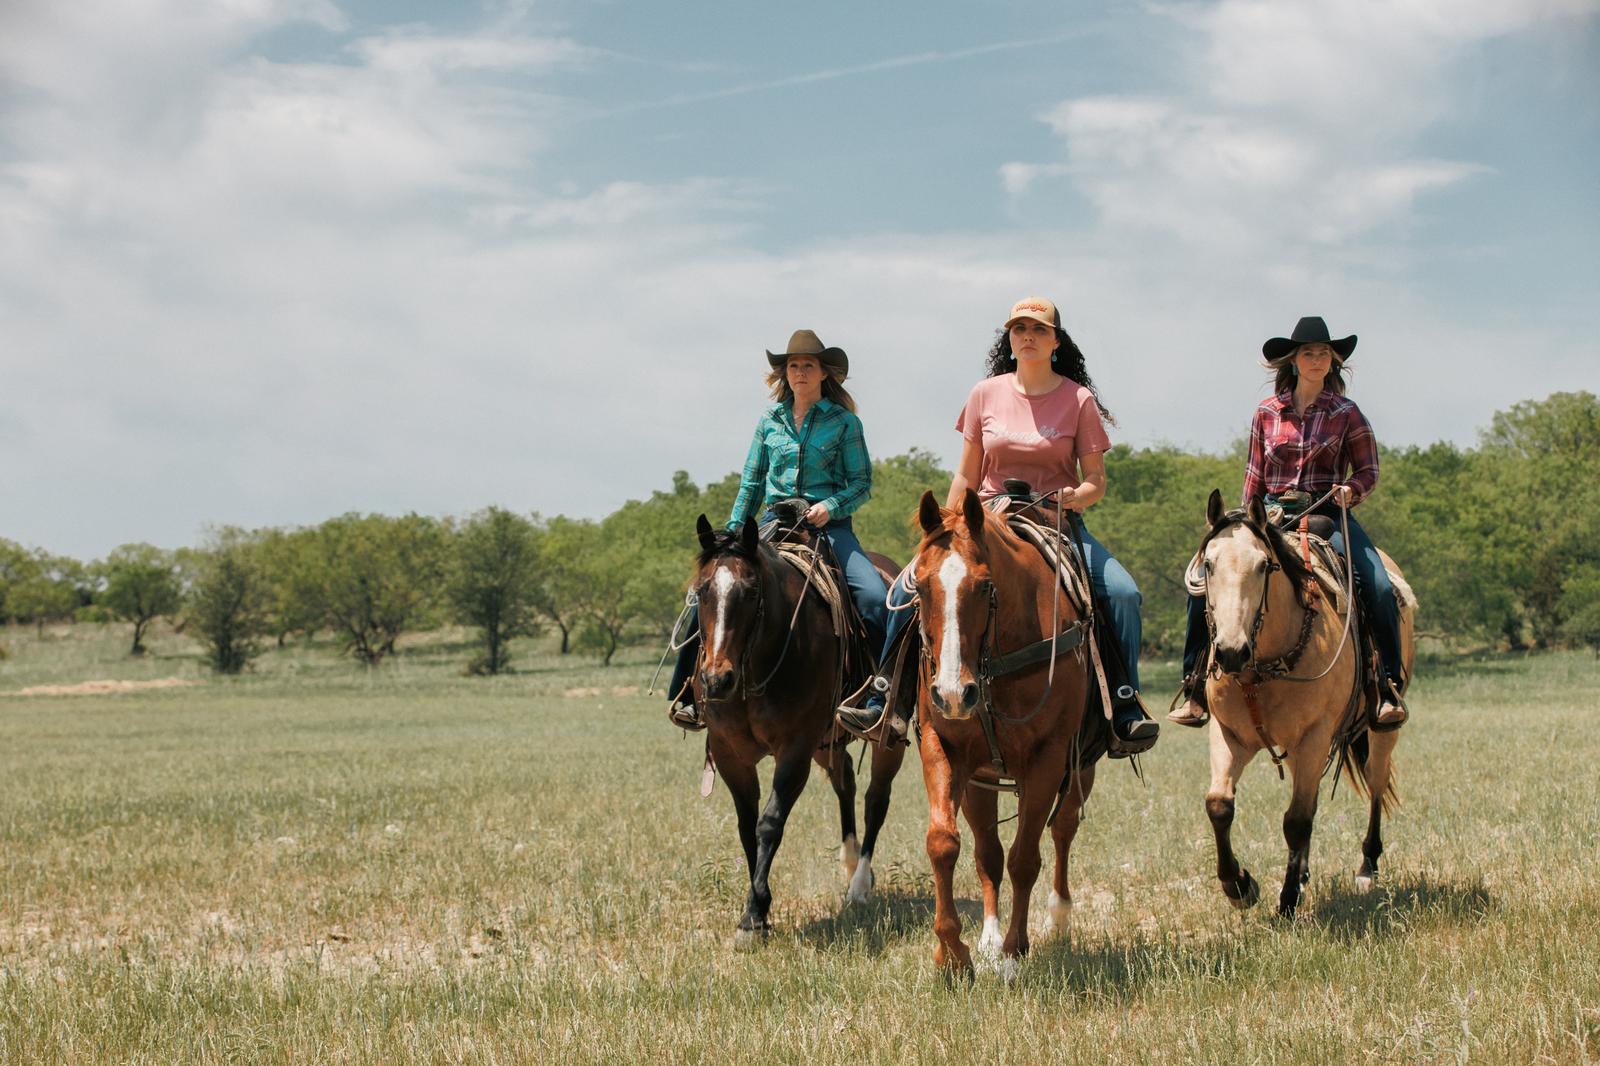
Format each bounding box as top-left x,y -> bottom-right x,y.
1206,489 -> 1223,527
962,488 -> 985,535
918,491 -> 942,534
740,514 -> 759,553
1247,494 -> 1267,527
696,514 -> 715,552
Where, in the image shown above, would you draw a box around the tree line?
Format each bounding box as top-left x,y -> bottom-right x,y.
2,392 -> 1596,673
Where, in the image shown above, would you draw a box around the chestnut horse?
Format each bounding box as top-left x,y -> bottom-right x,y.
910,490 -> 1103,978
691,514 -> 907,944
1195,492 -> 1414,918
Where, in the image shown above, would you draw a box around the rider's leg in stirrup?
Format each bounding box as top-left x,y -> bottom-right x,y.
1169,593 -> 1211,727
1078,521 -> 1159,750
1334,514 -> 1408,726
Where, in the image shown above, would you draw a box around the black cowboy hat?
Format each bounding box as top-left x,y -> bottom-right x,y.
766,329 -> 848,377
1262,316 -> 1357,362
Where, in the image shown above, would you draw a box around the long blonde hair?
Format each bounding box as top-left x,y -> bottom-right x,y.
766,365 -> 857,412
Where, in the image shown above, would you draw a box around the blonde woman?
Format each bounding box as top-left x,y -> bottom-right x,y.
669,330 -> 888,729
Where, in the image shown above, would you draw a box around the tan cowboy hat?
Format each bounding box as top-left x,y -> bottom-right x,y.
766,329 -> 849,377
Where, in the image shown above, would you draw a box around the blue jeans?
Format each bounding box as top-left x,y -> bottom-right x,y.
878,517 -> 1143,691
1180,508 -> 1404,686
668,514 -> 889,704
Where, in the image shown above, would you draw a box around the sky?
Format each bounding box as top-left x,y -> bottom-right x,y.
2,0 -> 1597,560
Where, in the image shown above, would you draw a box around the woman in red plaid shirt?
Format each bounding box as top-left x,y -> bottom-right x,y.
1170,317 -> 1407,729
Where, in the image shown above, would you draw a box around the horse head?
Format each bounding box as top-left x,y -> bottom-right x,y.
911,489 -> 995,720
693,513 -> 766,701
1199,490 -> 1309,674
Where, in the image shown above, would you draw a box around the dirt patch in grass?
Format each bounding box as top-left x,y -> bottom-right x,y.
10,678 -> 199,697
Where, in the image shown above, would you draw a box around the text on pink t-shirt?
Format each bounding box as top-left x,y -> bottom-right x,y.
954,374 -> 1112,496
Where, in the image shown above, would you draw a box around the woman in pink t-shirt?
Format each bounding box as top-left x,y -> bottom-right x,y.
840,296 -> 1157,754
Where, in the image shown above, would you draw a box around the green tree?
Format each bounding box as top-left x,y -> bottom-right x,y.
6,550 -> 86,636
256,527 -> 324,646
100,543 -> 182,655
188,530 -> 268,674
311,513 -> 446,665
534,515 -> 596,654
450,507 -> 543,674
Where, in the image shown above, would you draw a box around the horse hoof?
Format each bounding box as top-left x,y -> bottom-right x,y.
999,955 -> 1022,985
1226,871 -> 1260,910
1042,891 -> 1072,940
975,917 -> 1004,960
844,856 -> 874,905
1354,873 -> 1375,893
733,925 -> 768,951
939,963 -> 976,989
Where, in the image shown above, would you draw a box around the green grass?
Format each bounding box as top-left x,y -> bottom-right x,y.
2,624 -> 1598,1063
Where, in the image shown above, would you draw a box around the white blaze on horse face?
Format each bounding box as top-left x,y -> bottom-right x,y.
710,566 -> 736,657
1207,527 -> 1268,651
934,553 -> 970,702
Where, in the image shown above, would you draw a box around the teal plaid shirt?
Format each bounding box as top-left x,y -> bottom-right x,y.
727,398 -> 873,529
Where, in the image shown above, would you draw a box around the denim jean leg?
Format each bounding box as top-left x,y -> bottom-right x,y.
1330,514 -> 1405,686
1182,593 -> 1208,677
826,519 -> 889,652
1076,521 -> 1144,691
667,613 -> 701,705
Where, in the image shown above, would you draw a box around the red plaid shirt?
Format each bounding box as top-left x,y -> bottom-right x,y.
1241,390 -> 1379,507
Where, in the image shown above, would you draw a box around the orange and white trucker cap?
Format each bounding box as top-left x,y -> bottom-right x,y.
1003,296 -> 1059,330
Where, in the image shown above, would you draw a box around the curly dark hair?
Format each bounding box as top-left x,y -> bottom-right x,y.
984,326 -> 1115,426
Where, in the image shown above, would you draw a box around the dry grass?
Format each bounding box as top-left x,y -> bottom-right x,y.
1,624 -> 1597,1064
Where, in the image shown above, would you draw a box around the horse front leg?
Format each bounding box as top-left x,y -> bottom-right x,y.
738,746 -> 813,944
850,740 -> 906,904
1044,760 -> 1097,941
1206,718 -> 1261,909
712,746 -> 763,942
1357,726 -> 1400,891
920,727 -> 972,978
961,782 -> 1004,963
998,747 -> 1065,974
1278,730 -> 1330,919
818,743 -> 860,893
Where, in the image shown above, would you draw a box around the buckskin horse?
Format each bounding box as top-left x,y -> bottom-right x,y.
690,513 -> 906,945
1193,491 -> 1414,917
909,489 -> 1106,979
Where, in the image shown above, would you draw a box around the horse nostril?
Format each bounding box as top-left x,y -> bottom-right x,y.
961,682 -> 979,709
702,670 -> 734,698
929,687 -> 947,712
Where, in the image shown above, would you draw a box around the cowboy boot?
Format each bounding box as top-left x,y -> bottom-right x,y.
1108,689 -> 1159,757
1374,677 -> 1407,727
1167,670 -> 1210,727
836,676 -> 892,740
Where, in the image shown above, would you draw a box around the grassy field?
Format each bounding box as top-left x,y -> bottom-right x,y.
1,624 -> 1597,1064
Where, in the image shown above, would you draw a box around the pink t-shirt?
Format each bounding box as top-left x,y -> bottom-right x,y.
954,374 -> 1112,496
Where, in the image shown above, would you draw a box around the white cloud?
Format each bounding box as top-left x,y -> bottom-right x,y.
1001,1 -> 1600,252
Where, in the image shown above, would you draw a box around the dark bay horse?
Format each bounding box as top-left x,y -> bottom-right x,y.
691,514 -> 906,944
1195,492 -> 1414,917
910,490 -> 1101,978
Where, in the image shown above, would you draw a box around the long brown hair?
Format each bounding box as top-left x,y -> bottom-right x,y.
1267,348 -> 1348,397
766,364 -> 857,413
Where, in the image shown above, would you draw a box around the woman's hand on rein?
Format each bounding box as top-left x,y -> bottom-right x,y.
1333,484 -> 1354,507
804,502 -> 831,527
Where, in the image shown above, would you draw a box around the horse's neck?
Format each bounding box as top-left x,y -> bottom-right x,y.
1257,562 -> 1309,658
986,530 -> 1055,635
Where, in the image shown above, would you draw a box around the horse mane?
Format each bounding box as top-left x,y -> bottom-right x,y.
1201,508 -> 1315,594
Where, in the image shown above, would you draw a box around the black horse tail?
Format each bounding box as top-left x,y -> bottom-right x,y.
1334,731 -> 1400,817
